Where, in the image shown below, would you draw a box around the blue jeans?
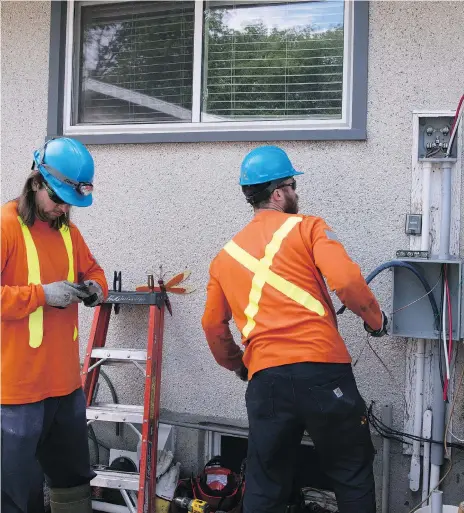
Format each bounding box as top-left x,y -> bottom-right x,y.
1,388 -> 95,513
244,363 -> 376,513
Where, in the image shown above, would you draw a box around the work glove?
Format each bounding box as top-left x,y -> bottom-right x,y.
364,311 -> 388,337
82,280 -> 104,307
42,280 -> 90,308
234,361 -> 248,382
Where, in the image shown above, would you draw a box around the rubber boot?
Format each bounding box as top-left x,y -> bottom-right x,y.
49,483 -> 92,513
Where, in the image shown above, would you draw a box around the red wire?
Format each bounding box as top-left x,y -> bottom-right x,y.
449,94 -> 464,136
447,271 -> 453,399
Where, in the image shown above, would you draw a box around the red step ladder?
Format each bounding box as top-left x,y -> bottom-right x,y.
81,272 -> 168,513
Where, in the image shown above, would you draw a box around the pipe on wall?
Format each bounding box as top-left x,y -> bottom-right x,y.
422,409 -> 432,504
381,404 -> 392,513
410,339 -> 426,491
421,161 -> 432,252
439,162 -> 452,260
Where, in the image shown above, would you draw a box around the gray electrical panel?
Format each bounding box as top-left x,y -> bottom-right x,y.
418,116 -> 456,159
391,258 -> 462,339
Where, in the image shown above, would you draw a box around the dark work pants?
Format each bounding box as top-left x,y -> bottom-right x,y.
1,388 -> 95,513
244,363 -> 376,513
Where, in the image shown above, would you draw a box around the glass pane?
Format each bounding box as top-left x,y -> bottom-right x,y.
202,0 -> 344,122
76,1 -> 194,125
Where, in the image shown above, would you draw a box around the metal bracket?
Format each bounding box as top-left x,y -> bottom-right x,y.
113,271 -> 122,314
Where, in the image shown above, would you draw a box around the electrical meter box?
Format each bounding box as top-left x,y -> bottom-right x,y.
418,116 -> 456,159
391,259 -> 462,339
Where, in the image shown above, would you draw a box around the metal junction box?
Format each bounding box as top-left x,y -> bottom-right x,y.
391,258 -> 462,340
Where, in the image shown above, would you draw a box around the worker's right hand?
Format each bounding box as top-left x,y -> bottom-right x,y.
364,311 -> 388,337
42,281 -> 91,308
234,362 -> 249,382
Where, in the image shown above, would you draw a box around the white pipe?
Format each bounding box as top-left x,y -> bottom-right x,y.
422,409 -> 432,504
381,404 -> 392,513
431,489 -> 443,513
409,339 -> 426,491
92,501 -> 130,513
439,162 -> 452,260
421,161 -> 432,252
429,464 -> 441,499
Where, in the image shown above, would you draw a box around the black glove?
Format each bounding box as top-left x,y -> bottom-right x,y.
234,362 -> 248,382
364,311 -> 388,337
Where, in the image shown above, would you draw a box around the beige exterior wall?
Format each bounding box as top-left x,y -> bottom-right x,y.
2,1 -> 464,506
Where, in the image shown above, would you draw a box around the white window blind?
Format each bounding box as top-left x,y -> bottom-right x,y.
77,1 -> 195,124
202,0 -> 345,121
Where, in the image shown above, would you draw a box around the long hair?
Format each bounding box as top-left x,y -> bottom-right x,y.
17,171 -> 70,230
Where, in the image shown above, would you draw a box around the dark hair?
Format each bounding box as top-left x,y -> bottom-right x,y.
17,171 -> 70,230
242,179 -> 288,208
242,182 -> 273,208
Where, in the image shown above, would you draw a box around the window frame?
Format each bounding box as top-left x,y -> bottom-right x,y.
47,0 -> 369,144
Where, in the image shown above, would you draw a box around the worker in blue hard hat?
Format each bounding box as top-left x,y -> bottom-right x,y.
1,137 -> 109,513
203,145 -> 387,513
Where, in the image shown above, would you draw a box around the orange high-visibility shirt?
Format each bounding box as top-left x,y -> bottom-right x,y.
202,210 -> 382,379
1,201 -> 108,404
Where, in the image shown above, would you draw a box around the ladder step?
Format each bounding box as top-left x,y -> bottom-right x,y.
91,469 -> 139,491
87,404 -> 144,424
91,348 -> 147,362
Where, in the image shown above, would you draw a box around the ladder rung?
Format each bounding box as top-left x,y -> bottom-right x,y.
87,404 -> 144,423
91,348 -> 147,362
91,469 -> 139,491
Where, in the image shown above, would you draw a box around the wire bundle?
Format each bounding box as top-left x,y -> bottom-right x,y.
367,402 -> 464,452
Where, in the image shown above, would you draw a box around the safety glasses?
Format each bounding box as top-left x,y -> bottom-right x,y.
276,179 -> 297,191
43,181 -> 67,205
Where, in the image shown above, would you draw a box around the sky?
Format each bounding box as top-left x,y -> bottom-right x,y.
220,1 -> 344,34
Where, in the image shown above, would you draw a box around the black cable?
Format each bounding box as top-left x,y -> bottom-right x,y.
99,368 -> 121,437
337,260 -> 440,330
367,403 -> 464,451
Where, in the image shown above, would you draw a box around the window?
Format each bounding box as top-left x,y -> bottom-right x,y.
49,0 -> 368,143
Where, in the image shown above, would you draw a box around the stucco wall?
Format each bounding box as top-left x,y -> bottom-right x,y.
2,1 -> 464,510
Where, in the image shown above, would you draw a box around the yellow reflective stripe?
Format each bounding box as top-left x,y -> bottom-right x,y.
242,217 -> 302,337
17,218 -> 75,348
224,217 -> 325,338
59,226 -> 74,282
18,217 -> 41,284
60,228 -> 78,342
18,217 -> 44,348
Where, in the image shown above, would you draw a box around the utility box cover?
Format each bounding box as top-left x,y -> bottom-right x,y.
391,259 -> 462,339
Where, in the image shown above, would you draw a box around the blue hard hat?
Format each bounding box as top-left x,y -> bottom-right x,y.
240,146 -> 303,186
33,137 -> 94,207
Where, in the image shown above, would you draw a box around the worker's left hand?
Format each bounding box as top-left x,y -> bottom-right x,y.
83,280 -> 104,307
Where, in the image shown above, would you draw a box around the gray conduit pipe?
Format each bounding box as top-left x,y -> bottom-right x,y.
439,162 -> 452,260
430,341 -> 445,494
431,489 -> 443,513
381,404 -> 392,513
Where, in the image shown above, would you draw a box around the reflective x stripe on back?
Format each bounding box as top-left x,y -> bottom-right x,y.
17,217 -> 77,347
224,217 -> 325,339
59,225 -> 78,341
